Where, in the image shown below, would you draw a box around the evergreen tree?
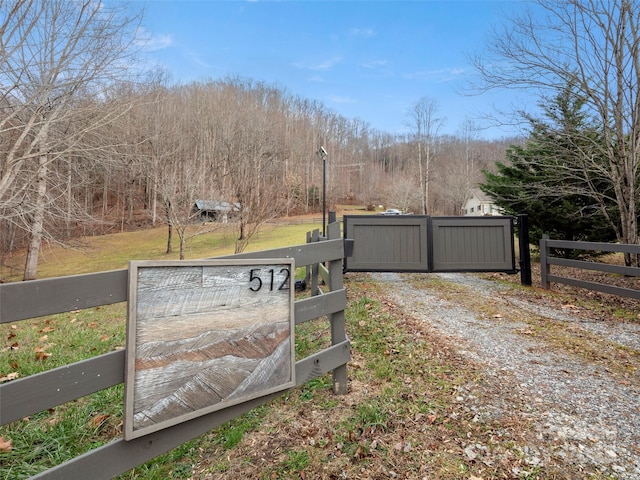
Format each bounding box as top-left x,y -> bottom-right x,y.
481,83 -> 617,250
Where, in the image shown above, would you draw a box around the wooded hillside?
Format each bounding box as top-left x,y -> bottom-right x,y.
0,1 -> 513,280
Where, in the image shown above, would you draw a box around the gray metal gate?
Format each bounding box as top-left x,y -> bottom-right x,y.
343,215 -> 517,274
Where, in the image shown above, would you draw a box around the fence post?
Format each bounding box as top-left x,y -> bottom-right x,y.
517,214 -> 532,286
305,230 -> 311,286
540,234 -> 550,289
310,229 -> 320,295
327,221 -> 348,395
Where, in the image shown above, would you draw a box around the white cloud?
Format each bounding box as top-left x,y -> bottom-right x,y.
362,59 -> 388,69
327,94 -> 356,104
148,33 -> 174,51
293,56 -> 342,71
189,52 -> 213,69
349,27 -> 375,38
403,67 -> 466,82
137,27 -> 174,52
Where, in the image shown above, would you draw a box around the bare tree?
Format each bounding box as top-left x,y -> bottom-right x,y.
0,0 -> 142,279
383,174 -> 421,213
204,79 -> 288,254
147,82 -> 229,259
406,97 -> 445,214
472,0 -> 640,264
438,120 -> 484,214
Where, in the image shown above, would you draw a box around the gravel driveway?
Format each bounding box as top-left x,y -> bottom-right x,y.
372,272 -> 640,479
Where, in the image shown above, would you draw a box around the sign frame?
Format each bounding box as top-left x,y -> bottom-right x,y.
124,258 -> 295,440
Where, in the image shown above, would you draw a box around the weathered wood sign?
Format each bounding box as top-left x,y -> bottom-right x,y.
124,259 -> 295,440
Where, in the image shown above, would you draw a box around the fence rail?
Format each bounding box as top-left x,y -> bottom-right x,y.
0,223 -> 349,479
540,235 -> 640,300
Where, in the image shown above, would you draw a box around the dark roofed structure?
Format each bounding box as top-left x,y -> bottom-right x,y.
193,199 -> 240,222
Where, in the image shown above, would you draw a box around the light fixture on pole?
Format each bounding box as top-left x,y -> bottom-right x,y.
316,146 -> 328,236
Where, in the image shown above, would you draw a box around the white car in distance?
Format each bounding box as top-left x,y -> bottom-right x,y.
380,208 -> 402,215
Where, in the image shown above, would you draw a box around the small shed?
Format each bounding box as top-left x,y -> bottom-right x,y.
463,189 -> 502,216
193,200 -> 240,222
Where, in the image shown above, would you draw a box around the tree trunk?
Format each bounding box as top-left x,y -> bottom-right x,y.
418,139 -> 426,214
166,223 -> 173,254
235,217 -> 246,254
424,141 -> 431,215
23,154 -> 48,281
151,173 -> 157,225
179,229 -> 185,260
165,201 -> 173,254
66,167 -> 72,239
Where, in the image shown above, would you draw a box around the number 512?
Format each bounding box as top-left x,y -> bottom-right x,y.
248,268 -> 290,292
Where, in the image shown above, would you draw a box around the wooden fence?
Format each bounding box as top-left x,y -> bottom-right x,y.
540,235 -> 640,299
0,223 -> 349,479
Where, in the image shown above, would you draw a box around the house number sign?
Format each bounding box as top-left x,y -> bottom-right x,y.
124,258 -> 295,440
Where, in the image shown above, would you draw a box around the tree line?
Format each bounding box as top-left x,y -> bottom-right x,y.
0,0 -> 510,281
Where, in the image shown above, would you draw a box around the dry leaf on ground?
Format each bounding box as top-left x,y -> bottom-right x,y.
0,436 -> 13,452
0,372 -> 19,383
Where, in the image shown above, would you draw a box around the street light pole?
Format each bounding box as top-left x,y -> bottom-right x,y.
316,146 -> 328,236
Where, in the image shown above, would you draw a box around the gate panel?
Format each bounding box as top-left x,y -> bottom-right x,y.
430,217 -> 516,272
343,215 -> 429,272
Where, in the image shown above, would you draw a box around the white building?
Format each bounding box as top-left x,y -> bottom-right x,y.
462,188 -> 502,216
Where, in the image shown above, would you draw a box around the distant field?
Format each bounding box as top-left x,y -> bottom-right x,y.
1,220 -> 325,282
1,206 -> 381,282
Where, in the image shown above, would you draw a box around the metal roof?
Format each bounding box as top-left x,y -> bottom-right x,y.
194,200 -> 240,212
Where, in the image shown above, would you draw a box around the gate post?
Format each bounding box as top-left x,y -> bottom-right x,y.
327,221 -> 348,394
517,214 -> 532,286
540,234 -> 550,289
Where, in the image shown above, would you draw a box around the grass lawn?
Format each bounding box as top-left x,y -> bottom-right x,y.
1,221 -> 322,281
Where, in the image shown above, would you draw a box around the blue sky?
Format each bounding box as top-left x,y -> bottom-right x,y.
132,1 -> 530,139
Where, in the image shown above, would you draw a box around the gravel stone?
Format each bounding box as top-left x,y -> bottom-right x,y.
372,271 -> 640,479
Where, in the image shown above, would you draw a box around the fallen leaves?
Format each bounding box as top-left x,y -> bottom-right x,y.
393,440 -> 412,453
0,372 -> 19,383
561,304 -> 580,310
0,436 -> 12,452
353,445 -> 368,460
90,414 -> 111,429
34,346 -> 52,361
515,327 -> 536,335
